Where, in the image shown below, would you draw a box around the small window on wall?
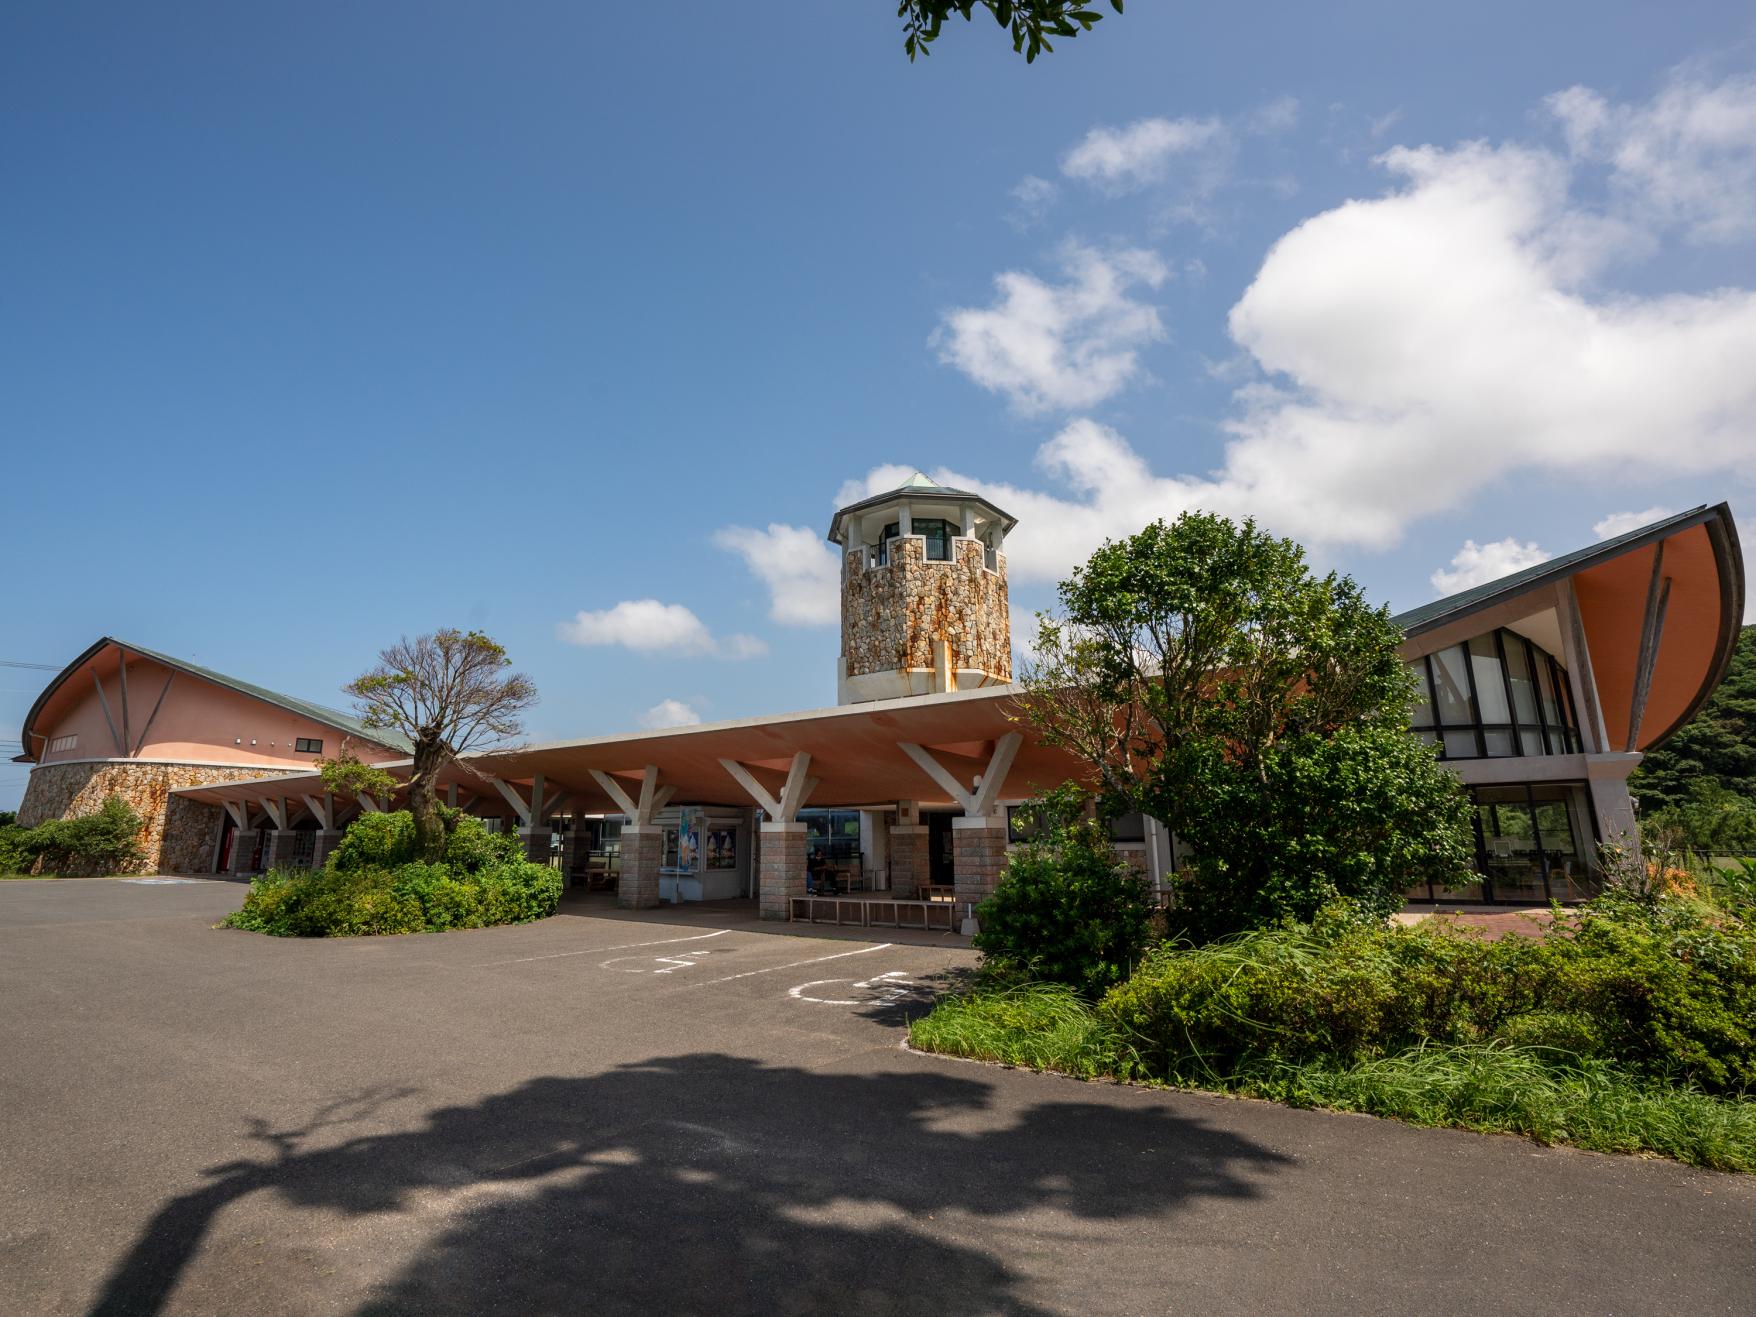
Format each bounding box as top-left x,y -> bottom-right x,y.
294,738 -> 323,754
49,734 -> 78,753
1007,804 -> 1044,843
1107,812 -> 1146,844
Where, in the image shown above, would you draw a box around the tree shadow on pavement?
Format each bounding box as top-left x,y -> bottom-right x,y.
91,1054 -> 1290,1316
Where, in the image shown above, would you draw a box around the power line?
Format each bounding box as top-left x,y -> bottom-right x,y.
0,660 -> 58,671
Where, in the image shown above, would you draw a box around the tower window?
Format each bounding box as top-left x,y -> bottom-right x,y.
294,737 -> 324,754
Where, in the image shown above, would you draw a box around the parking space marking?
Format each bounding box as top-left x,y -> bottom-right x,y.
600,948 -> 726,974
787,970 -> 914,1006
475,928 -> 729,968
688,941 -> 891,987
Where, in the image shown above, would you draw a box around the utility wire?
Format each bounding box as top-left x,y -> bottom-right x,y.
0,660 -> 58,671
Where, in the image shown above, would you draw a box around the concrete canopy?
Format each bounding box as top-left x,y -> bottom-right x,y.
173,687 -> 1091,816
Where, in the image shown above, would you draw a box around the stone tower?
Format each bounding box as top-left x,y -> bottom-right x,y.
827,472 -> 1016,705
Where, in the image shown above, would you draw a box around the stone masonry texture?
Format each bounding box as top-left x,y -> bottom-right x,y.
953,823 -> 1008,912
19,761 -> 300,875
842,537 -> 1010,684
887,825 -> 928,899
619,827 -> 662,909
759,825 -> 806,921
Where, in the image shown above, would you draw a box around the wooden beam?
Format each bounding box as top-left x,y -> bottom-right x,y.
91,669 -> 125,757
131,672 -> 175,757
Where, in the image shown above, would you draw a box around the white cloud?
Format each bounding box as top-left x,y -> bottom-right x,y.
1593,507 -> 1677,539
1008,174 -> 1059,230
1062,116 -> 1227,192
1547,72 -> 1756,244
1430,538 -> 1550,596
712,523 -> 841,626
556,599 -> 766,659
638,699 -> 702,730
1246,96 -> 1301,136
932,241 -> 1169,414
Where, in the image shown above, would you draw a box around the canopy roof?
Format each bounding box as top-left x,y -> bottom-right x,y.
827,472 -> 1017,545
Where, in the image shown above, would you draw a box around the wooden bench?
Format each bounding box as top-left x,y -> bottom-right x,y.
789,896 -> 957,932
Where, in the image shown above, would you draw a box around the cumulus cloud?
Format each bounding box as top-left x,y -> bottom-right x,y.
556,599 -> 766,659
712,523 -> 841,626
1061,116 -> 1227,191
1593,507 -> 1677,539
932,241 -> 1169,414
1547,72 -> 1756,244
1430,538 -> 1551,595
638,699 -> 702,730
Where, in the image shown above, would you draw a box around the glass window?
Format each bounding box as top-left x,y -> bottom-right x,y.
1476,786 -> 1546,903
1483,729 -> 1517,757
1503,635 -> 1541,723
1430,647 -> 1476,726
876,522 -> 900,566
1468,636 -> 1510,723
1535,657 -> 1563,728
915,518 -> 956,562
1108,812 -> 1146,844
1442,729 -> 1479,759
294,737 -> 323,754
1530,785 -> 1590,902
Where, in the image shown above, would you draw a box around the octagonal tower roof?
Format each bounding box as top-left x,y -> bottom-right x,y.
826,471 -> 1017,544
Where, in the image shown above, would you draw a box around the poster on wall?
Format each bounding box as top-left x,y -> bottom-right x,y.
676,808 -> 703,874
706,828 -> 736,870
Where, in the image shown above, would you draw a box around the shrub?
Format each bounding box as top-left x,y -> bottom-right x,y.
223,810 -> 560,938
973,790 -> 1156,998
1098,895 -> 1756,1095
7,796 -> 147,875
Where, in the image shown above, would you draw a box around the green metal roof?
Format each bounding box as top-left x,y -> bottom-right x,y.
827,471 -> 1017,544
1391,505 -> 1725,636
20,637 -> 412,758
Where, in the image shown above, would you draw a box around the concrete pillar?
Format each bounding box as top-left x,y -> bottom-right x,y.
518,827 -> 553,866
312,830 -> 345,869
888,825 -> 928,899
952,816 -> 1009,919
759,822 -> 807,921
618,825 -> 662,909
1587,752 -> 1643,864
265,830 -> 305,871
230,828 -> 260,877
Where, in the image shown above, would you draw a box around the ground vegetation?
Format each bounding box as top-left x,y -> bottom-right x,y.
0,796 -> 146,876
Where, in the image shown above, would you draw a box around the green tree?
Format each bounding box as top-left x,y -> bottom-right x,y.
899,0 -> 1122,62
1021,512 -> 1476,940
343,630 -> 537,865
1631,625 -> 1755,828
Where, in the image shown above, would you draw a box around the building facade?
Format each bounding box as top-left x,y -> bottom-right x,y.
15,489 -> 1745,911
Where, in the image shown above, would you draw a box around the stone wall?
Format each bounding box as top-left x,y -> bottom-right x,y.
842,537 -> 1010,684
17,761 -> 300,875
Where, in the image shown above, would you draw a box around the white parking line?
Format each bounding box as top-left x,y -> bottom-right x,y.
788,970 -> 914,1005
475,928 -> 729,968
688,941 -> 891,987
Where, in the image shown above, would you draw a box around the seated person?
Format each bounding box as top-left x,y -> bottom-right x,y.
806,850 -> 839,896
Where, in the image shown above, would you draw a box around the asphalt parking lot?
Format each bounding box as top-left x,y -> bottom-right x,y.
2,878 -> 1754,1316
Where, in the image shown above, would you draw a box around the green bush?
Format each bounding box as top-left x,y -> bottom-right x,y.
223,810 -> 559,938
1098,896 -> 1756,1095
2,796 -> 147,876
973,791 -> 1156,998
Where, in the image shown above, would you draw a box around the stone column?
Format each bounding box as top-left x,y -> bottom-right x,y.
518,827 -> 553,867
888,825 -> 928,899
952,816 -> 1009,922
265,830 -> 305,871
759,822 -> 807,921
229,828 -> 260,877
312,830 -> 345,869
561,829 -> 590,888
618,825 -> 662,909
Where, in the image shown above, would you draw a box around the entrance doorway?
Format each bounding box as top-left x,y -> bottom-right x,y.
926,812 -> 954,887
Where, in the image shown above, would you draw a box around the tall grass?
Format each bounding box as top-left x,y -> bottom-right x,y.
910,989 -> 1756,1172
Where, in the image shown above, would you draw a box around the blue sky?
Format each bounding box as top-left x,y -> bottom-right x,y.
4,3 -> 1755,809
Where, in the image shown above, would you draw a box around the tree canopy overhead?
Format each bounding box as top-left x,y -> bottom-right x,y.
898,0 -> 1122,62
